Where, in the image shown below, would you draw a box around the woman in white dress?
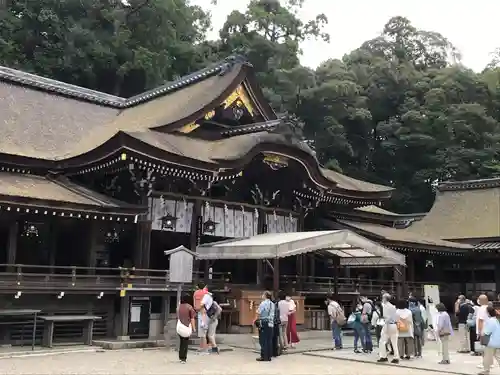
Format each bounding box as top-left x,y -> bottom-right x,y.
427,298 -> 441,354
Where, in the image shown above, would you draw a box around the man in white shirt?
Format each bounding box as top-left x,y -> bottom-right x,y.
201,291 -> 221,354
477,294 -> 490,336
377,293 -> 399,364
326,294 -> 344,349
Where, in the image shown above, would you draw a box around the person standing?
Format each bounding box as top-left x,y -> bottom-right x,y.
371,301 -> 383,347
470,299 -> 480,355
271,296 -> 281,357
435,302 -> 453,365
200,289 -> 222,354
456,295 -> 472,353
286,294 -> 300,348
327,294 -> 345,349
360,296 -> 374,353
478,305 -> 500,375
193,283 -> 209,353
255,291 -> 275,362
418,299 -> 428,347
177,294 -> 196,363
277,291 -> 289,352
477,294 -> 491,369
351,301 -> 365,353
409,297 -> 424,357
377,293 -> 399,364
396,299 -> 414,360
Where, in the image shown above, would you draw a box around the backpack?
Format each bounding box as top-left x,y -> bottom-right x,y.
397,317 -> 409,332
361,301 -> 375,323
273,301 -> 281,326
206,300 -> 222,319
335,305 -> 346,326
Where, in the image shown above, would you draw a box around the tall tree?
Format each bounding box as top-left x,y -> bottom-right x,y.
0,0 -> 211,96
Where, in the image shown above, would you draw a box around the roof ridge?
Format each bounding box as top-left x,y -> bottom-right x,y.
0,55 -> 251,108
438,176 -> 500,191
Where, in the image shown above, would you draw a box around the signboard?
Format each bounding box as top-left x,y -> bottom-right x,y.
169,250 -> 194,284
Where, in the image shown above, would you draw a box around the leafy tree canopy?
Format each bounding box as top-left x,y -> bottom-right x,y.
1,2 -> 500,213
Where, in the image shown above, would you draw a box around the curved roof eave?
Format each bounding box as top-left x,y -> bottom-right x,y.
49,130 -> 392,199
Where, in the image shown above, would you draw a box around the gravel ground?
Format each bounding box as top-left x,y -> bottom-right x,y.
0,348 -> 446,375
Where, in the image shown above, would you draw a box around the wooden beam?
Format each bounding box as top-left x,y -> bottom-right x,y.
7,221 -> 18,272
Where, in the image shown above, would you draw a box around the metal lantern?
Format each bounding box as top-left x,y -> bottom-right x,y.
104,229 -> 120,243
160,213 -> 178,231
203,218 -> 217,234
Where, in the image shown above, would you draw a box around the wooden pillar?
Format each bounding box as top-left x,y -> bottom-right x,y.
394,265 -> 406,299
256,209 -> 266,287
495,260 -> 500,296
333,256 -> 340,300
87,221 -> 99,274
296,212 -> 305,290
7,221 -> 18,272
48,221 -> 58,273
471,261 -> 477,297
297,254 -> 304,290
273,257 -> 280,296
407,253 -> 415,283
190,200 -> 202,279
117,295 -> 130,340
162,295 -> 171,331
308,254 -> 315,282
141,220 -> 152,269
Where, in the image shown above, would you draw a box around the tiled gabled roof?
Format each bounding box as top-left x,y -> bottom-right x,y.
0,55 -> 250,108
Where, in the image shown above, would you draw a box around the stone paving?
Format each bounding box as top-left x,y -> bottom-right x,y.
0,331 -> 493,375
0,347 -> 446,375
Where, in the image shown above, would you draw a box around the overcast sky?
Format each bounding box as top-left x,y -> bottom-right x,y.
191,0 -> 499,72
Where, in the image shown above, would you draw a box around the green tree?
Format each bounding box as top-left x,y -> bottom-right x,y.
215,0 -> 328,111
0,0 -> 211,96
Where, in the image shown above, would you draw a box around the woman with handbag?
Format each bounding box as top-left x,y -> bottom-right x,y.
286,294 -> 300,348
176,293 -> 196,363
479,306 -> 500,375
435,302 -> 453,365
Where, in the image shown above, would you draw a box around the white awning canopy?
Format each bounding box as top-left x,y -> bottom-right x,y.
196,230 -> 405,267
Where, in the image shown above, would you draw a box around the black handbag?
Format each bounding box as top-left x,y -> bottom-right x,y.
480,334 -> 491,346
254,319 -> 262,329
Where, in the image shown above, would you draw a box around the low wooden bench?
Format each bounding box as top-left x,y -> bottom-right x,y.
40,315 -> 102,348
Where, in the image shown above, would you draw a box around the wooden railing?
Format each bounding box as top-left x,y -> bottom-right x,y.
280,275 -> 458,297
0,264 -> 230,292
0,264 -> 460,296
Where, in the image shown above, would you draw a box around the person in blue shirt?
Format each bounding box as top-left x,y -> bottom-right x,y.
255,290 -> 275,362
479,306 -> 500,375
350,302 -> 365,353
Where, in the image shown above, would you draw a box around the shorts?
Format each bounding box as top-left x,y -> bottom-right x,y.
197,312 -> 207,338
208,318 -> 218,338
197,314 -> 218,338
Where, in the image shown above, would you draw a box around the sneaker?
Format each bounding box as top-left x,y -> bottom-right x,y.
391,359 -> 399,364
377,357 -> 388,362
180,360 -> 186,364
439,360 -> 450,365
354,349 -> 361,353
404,356 -> 411,360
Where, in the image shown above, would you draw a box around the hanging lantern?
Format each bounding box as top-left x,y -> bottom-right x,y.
160,213 -> 178,231
104,229 -> 120,243
22,223 -> 39,237
203,218 -> 218,234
